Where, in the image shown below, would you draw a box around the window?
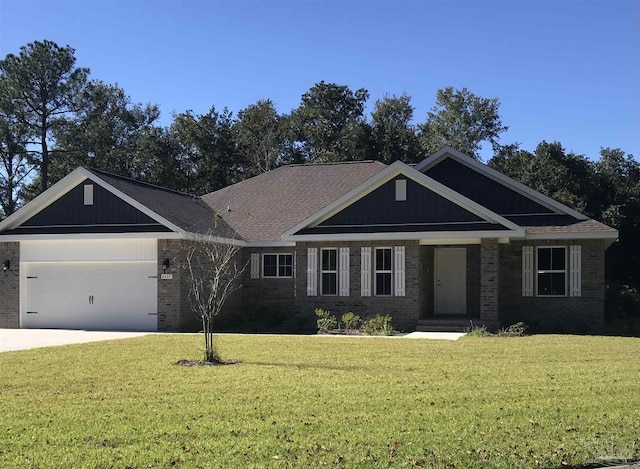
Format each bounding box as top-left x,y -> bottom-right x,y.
321,248 -> 338,295
375,248 -> 392,296
537,247 -> 566,296
262,254 -> 293,278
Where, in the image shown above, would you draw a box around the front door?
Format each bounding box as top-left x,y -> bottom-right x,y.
434,248 -> 467,315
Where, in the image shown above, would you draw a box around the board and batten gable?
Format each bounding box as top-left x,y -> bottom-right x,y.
425,157 -> 557,216
5,178 -> 171,235
296,176 -> 509,235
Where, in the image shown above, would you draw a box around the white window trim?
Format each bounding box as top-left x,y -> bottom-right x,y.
535,246 -> 568,297
374,247 -> 393,297
262,253 -> 293,278
320,248 -> 338,296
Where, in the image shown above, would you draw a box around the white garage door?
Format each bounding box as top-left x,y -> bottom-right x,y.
20,239 -> 158,331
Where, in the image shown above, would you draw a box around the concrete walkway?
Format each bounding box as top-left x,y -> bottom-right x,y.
0,329 -> 465,353
0,329 -> 150,353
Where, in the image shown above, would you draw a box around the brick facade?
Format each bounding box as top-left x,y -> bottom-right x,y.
499,239 -> 605,333
480,239 -> 500,328
293,241 -> 421,331
0,237 -> 608,334
0,242 -> 20,328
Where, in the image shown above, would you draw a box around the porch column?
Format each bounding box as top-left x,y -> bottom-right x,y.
480,238 -> 500,329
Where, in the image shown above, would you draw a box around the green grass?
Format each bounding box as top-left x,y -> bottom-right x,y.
0,334 -> 638,469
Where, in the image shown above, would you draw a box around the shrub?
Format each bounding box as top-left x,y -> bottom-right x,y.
315,308 -> 338,334
341,312 -> 360,332
362,314 -> 394,336
498,322 -> 528,337
466,322 -> 490,337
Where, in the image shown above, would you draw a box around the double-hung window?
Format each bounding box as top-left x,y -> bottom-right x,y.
375,247 -> 392,296
536,247 -> 566,296
262,253 -> 293,278
321,248 -> 338,295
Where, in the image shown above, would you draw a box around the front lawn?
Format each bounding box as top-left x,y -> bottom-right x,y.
0,334 -> 638,468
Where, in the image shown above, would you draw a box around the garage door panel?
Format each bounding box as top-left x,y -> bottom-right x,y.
22,262 -> 157,331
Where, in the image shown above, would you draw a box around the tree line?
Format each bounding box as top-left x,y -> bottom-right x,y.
1,40 -> 638,325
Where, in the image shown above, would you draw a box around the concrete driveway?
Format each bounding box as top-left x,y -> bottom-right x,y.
0,329 -> 150,353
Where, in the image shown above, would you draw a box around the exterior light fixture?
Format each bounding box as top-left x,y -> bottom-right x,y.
3,260 -> 9,271
162,259 -> 170,271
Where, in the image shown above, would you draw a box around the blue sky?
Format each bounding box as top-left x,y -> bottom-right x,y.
0,0 -> 638,161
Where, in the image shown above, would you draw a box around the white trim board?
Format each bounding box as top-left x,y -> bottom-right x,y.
285,229 -> 522,242
281,160 -> 525,240
414,146 -> 589,220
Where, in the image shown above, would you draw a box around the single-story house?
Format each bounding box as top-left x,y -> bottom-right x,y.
0,147 -> 618,333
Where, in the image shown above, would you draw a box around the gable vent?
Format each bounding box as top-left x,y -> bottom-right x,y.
84,184 -> 94,206
395,179 -> 407,201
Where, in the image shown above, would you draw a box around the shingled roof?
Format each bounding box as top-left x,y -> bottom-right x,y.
88,169 -> 237,238
201,161 -> 387,242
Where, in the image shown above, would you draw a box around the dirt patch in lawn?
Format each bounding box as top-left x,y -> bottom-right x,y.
174,359 -> 240,367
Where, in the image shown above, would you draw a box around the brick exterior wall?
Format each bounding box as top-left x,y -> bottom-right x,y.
499,239 -> 606,333
0,242 -> 20,328
157,239 -> 184,332
480,239 -> 500,329
241,247 -> 297,315
294,241 -> 422,331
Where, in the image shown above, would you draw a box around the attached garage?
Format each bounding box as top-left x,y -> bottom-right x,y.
20,239 -> 158,331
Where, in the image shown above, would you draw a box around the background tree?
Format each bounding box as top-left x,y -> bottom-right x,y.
418,86 -> 508,159
183,234 -> 246,363
290,81 -> 370,162
369,93 -> 420,164
490,141 -> 599,215
234,99 -> 287,177
0,102 -> 33,218
170,107 -> 240,194
51,81 -> 162,183
0,40 -> 88,192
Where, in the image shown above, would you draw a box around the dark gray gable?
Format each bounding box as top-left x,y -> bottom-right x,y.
425,157 -> 556,216
295,176 -> 507,235
6,178 -> 171,235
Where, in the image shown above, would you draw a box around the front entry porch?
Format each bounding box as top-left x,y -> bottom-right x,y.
418,239 -> 500,331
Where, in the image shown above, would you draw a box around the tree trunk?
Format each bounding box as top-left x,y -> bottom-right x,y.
41,117 -> 48,192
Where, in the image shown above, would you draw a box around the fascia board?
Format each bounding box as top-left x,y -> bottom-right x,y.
281,160 -> 524,239
283,229 -> 523,243
525,231 -> 619,240
183,232 -> 246,247
246,241 -> 297,248
414,146 -> 464,172
0,232 -> 184,241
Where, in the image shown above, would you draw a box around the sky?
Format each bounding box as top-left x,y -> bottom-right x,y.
0,0 -> 638,161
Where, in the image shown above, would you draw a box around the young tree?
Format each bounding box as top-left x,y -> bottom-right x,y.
183,233 -> 246,363
418,87 -> 508,159
0,40 -> 89,192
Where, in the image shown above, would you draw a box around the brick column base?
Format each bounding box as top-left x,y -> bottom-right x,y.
480,239 -> 500,330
